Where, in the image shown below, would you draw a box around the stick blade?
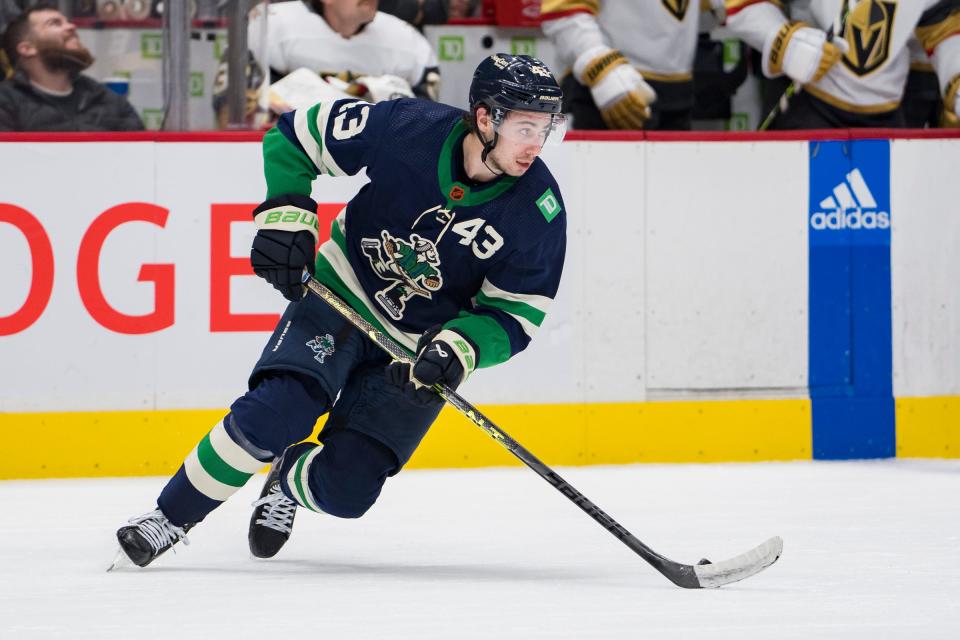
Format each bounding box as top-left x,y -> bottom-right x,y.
692,536 -> 783,588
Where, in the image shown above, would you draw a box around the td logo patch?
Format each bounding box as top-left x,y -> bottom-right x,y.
536,188 -> 561,222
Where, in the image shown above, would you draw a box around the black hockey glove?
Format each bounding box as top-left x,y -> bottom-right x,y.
384,361 -> 441,407
250,194 -> 320,302
384,326 -> 473,406
411,326 -> 466,390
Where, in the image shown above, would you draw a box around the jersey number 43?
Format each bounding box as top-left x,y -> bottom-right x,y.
452,218 -> 503,260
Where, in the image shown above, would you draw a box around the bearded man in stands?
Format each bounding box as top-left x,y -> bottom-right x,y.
0,3 -> 144,131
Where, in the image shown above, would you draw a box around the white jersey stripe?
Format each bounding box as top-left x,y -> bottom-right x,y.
479,279 -> 553,313
508,313 -> 539,340
293,108 -> 323,172
316,102 -> 347,177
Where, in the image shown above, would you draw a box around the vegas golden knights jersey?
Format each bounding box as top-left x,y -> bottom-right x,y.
540,0 -> 704,82
725,0 -> 960,114
247,2 -> 437,88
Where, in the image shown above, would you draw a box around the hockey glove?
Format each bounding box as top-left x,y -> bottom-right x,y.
573,46 -> 656,130
944,75 -> 960,127
764,23 -> 848,85
385,326 -> 473,405
354,74 -> 415,102
411,326 -> 468,390
251,194 -> 319,302
384,362 -> 442,407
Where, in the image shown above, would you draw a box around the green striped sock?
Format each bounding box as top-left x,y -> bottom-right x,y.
183,420 -> 266,501
284,445 -> 324,512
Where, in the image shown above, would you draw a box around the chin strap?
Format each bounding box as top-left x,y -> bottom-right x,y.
478,130 -> 502,176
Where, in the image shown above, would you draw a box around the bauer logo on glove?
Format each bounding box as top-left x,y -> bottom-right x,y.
251,194 -> 320,302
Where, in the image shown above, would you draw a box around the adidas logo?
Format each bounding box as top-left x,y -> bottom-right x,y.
810,168 -> 890,231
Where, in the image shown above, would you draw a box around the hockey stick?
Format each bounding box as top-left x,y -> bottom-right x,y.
757,2 -> 852,131
302,274 -> 783,588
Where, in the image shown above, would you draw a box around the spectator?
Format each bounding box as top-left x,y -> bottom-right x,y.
0,3 -> 144,131
540,0 -> 725,130
723,1 -> 960,130
213,0 -> 439,128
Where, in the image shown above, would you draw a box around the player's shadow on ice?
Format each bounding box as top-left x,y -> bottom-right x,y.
144,559 -> 598,584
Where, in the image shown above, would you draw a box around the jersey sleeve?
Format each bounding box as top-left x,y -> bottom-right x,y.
540,0 -> 599,20
409,35 -> 441,101
723,1 -> 789,54
443,212 -> 567,372
262,98 -> 396,198
540,1 -> 608,70
916,1 -> 960,104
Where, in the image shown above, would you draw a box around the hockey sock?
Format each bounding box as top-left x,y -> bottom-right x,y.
158,414 -> 271,526
280,442 -> 325,512
280,431 -> 397,519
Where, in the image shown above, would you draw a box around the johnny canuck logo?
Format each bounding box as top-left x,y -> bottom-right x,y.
306,334 -> 336,364
360,206 -> 460,320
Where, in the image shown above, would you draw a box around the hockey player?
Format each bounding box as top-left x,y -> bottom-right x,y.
113,54 -> 568,568
540,0 -> 726,130
724,0 -> 960,128
213,0 -> 440,127
904,37 -> 946,128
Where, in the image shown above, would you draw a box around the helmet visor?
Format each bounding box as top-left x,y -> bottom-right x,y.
493,109 -> 568,148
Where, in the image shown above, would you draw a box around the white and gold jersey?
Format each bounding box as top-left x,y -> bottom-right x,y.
725,0 -> 960,113
541,0 -> 706,81
248,1 -> 438,88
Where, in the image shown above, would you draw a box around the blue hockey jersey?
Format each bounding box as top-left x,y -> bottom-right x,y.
261,98 -> 567,375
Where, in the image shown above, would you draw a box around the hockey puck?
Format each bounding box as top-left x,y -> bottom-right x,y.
696,558 -> 712,565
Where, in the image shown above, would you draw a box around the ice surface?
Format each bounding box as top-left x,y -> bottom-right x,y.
2,460 -> 958,639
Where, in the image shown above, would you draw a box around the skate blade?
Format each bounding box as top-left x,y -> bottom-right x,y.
106,547 -> 132,572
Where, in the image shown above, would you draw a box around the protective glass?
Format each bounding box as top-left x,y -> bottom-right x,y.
493,109 -> 568,148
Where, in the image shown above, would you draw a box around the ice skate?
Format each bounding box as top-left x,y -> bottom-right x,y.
110,509 -> 193,569
248,450 -> 302,558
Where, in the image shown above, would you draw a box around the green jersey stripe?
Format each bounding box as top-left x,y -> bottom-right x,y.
475,290 -> 546,327
197,433 -> 253,487
183,448 -> 241,501
293,105 -> 323,172
263,128 -> 317,198
444,310 -> 512,368
208,420 -> 266,474
480,279 -> 553,313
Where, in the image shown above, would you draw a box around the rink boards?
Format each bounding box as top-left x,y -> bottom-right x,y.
1,131 -> 958,478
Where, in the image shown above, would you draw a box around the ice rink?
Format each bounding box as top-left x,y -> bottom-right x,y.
2,459 -> 958,639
